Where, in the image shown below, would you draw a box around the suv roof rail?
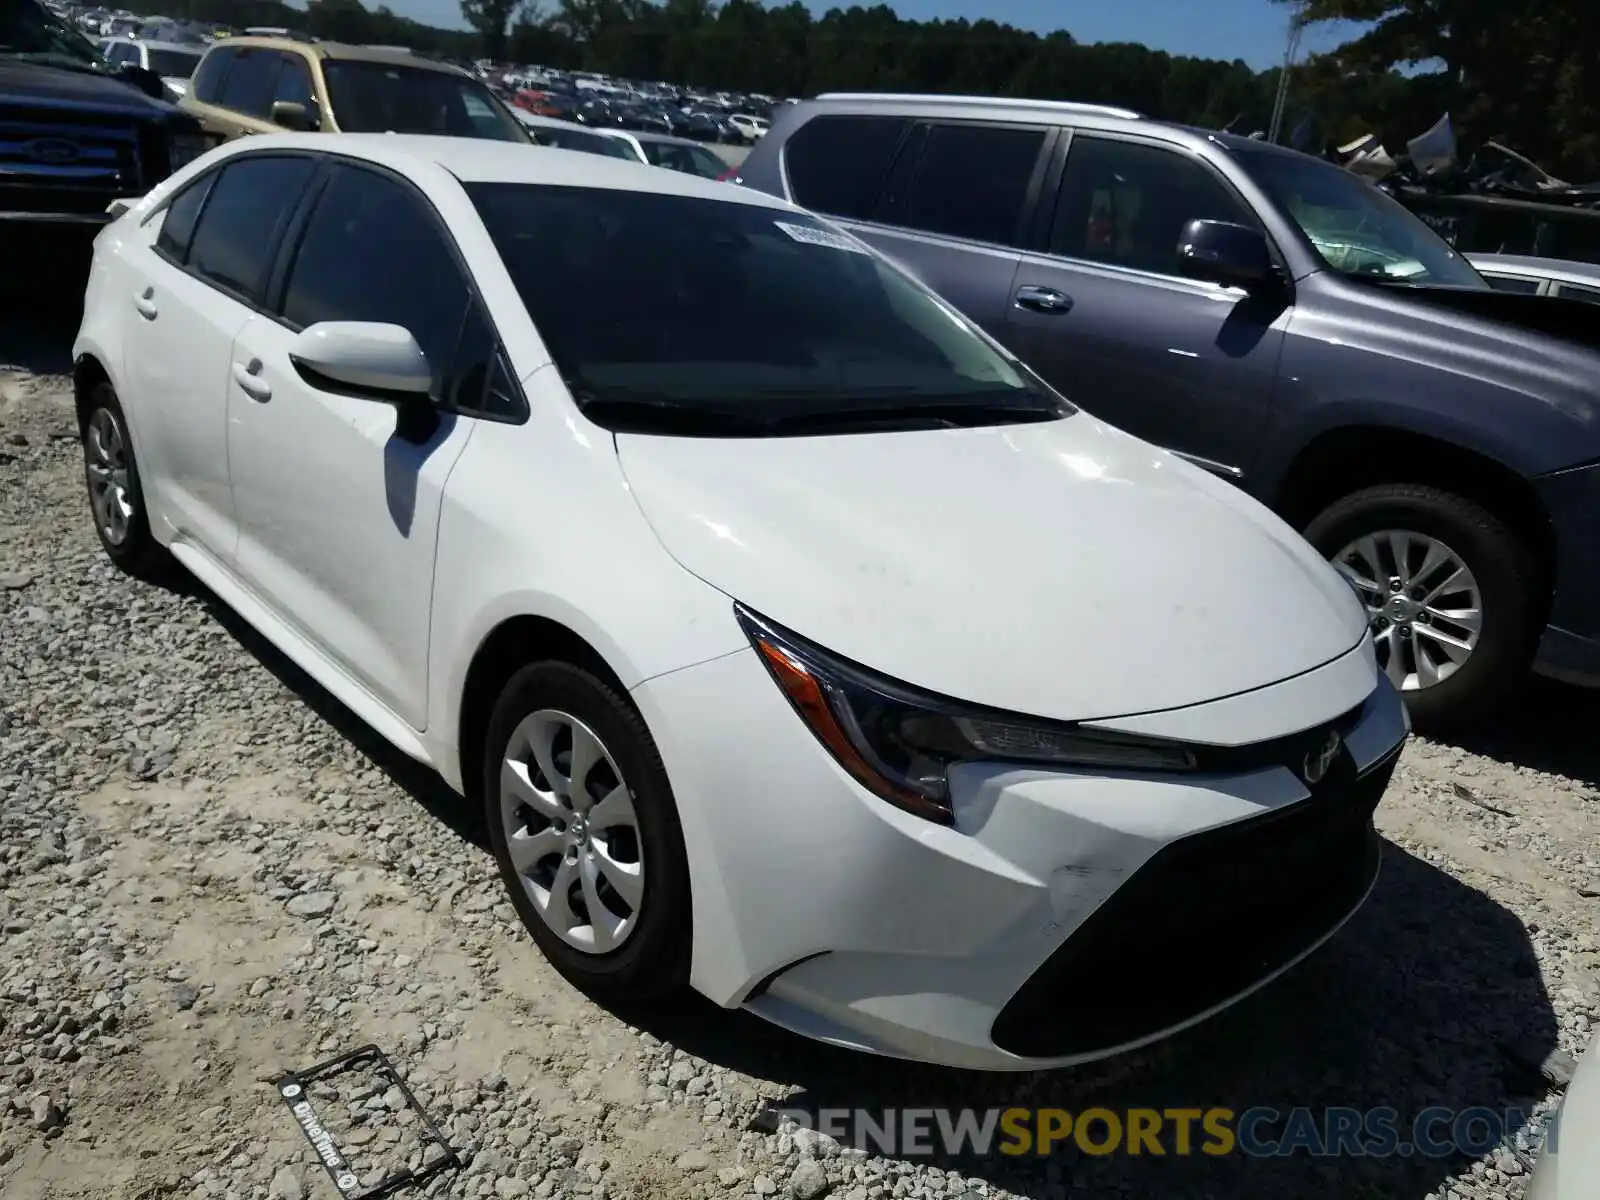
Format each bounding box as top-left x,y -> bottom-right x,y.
814,92 -> 1143,120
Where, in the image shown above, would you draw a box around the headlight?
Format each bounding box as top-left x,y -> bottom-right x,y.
736,606 -> 1196,825
167,132 -> 208,173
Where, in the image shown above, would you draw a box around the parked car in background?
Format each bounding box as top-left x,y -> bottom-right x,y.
728,112 -> 767,141
511,110 -> 638,160
1,0 -> 205,264
1468,253 -> 1600,305
179,37 -> 529,144
740,93 -> 1600,728
599,130 -> 732,179
74,131 -> 1407,1071
100,37 -> 204,100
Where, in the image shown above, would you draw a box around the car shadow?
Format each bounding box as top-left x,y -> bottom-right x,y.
165,569 -> 1556,1197
1432,675 -> 1600,792
153,571 -> 490,852
614,845 -> 1555,1199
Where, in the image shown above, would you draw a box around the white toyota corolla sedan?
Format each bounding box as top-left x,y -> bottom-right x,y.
73,133 -> 1409,1071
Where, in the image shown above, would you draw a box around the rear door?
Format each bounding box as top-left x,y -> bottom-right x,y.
118,153 -> 317,559
1004,133 -> 1291,479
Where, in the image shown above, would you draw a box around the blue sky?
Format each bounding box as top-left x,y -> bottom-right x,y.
371,0 -> 1370,71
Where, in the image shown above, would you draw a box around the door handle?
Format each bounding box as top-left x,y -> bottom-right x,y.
133,287 -> 158,320
1015,285 -> 1074,314
232,359 -> 271,402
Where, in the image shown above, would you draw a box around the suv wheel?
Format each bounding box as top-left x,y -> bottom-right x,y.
1305,483 -> 1538,730
82,383 -> 167,578
483,661 -> 691,1001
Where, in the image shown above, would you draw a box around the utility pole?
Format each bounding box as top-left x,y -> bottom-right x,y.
1267,1 -> 1307,144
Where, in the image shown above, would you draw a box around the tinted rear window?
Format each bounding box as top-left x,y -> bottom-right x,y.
784,114 -> 909,219
147,47 -> 202,77
896,123 -> 1046,246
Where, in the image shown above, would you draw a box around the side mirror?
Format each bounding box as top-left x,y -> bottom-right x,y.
115,65 -> 166,101
1176,219 -> 1277,290
270,100 -> 316,132
289,322 -> 437,439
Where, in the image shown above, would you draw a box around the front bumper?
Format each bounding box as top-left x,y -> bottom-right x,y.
632,639 -> 1408,1071
1533,462 -> 1600,686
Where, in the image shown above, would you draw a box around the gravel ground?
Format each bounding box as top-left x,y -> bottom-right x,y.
2,291 -> 1598,1200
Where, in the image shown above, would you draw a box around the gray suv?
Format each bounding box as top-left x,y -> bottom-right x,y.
739,93 -> 1600,729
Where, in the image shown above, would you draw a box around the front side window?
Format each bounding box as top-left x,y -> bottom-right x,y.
1557,281 -> 1600,306
272,53 -> 317,113
784,114 -> 909,220
215,48 -> 280,118
187,155 -> 316,301
1482,274 -> 1542,295
897,122 -> 1047,247
281,165 -> 471,398
321,61 -> 526,142
1053,137 -> 1256,275
467,183 -> 1068,436
189,46 -> 234,103
1232,144 -> 1486,287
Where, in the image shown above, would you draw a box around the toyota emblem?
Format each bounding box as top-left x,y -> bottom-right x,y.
1302,729 -> 1343,786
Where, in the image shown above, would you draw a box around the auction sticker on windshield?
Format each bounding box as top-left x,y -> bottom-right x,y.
775,221 -> 870,255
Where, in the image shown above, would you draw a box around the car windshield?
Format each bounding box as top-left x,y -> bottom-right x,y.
322,60 -> 527,141
1233,146 -> 1486,288
642,141 -> 727,179
467,184 -> 1068,436
0,1 -> 102,68
147,47 -> 201,77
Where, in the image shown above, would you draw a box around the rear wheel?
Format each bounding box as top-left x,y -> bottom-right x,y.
1304,483 -> 1539,730
483,661 -> 691,1001
81,383 -> 167,578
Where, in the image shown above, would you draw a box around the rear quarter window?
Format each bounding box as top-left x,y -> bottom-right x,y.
783,114 -> 910,220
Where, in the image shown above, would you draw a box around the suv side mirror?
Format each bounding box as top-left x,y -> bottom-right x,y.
270,101 -> 316,132
115,64 -> 166,101
1176,219 -> 1277,290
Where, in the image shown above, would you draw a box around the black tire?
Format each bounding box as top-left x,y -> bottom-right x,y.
80,382 -> 168,579
1303,483 -> 1539,731
482,661 -> 691,1002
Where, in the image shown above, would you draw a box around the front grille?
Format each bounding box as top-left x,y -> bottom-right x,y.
0,107 -> 144,215
989,747 -> 1398,1059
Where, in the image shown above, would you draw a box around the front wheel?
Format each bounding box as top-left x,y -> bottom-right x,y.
482,661 -> 691,1002
1304,483 -> 1540,731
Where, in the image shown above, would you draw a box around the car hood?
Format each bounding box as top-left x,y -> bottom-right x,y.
0,60 -> 179,116
616,413 -> 1369,723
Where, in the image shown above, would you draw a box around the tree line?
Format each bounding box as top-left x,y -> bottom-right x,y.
123,0 -> 1600,180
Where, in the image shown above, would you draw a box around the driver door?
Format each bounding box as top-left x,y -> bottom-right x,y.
1004,134 -> 1291,480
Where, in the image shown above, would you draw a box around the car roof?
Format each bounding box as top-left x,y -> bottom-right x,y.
1466,253 -> 1600,283
212,37 -> 469,76
141,40 -> 204,53
222,132 -> 795,210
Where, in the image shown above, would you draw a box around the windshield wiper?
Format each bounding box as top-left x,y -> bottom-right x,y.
570,391 -> 773,436
765,399 -> 1062,435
